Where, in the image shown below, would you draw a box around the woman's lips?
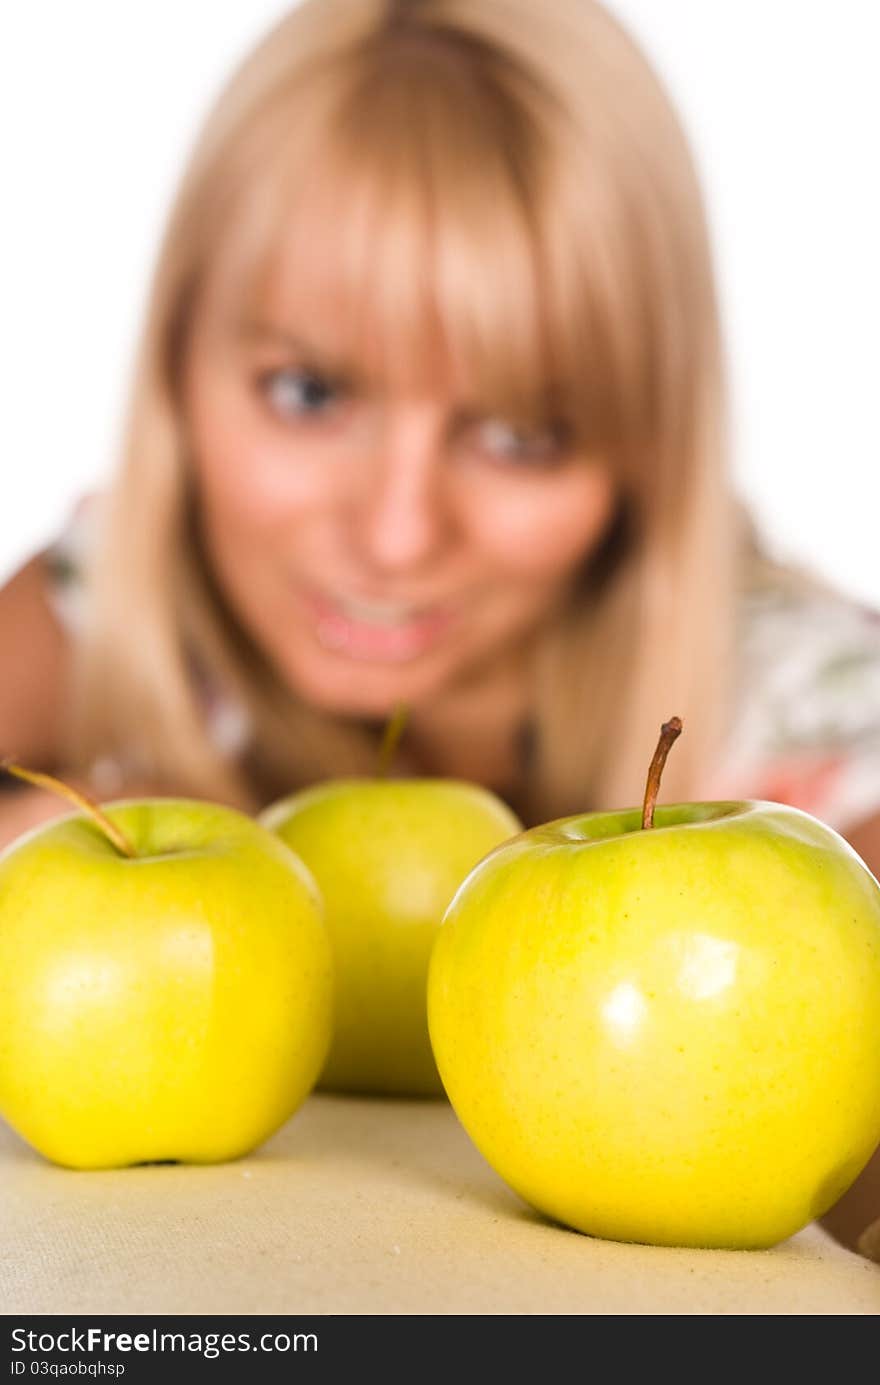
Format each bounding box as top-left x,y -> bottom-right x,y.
304,589 -> 456,663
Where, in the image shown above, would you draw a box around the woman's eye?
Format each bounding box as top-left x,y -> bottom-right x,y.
471,417 -> 566,466
259,367 -> 344,420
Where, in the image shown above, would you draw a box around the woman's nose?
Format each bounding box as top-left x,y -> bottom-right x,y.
353,407 -> 452,574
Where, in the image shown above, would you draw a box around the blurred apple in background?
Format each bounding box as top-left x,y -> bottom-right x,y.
428,719 -> 880,1248
262,777 -> 521,1095
0,772 -> 333,1170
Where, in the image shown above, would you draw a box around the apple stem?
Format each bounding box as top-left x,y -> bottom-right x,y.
1,760 -> 137,858
641,717 -> 683,830
378,704 -> 409,778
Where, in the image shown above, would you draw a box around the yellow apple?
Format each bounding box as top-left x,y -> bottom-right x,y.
262,778 -> 521,1095
428,798 -> 880,1249
0,797 -> 333,1169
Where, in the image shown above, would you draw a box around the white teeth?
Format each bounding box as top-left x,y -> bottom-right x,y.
336,597 -> 419,626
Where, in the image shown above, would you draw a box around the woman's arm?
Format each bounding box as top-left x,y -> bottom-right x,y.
0,554 -> 76,847
0,556 -> 173,850
819,809 -> 880,1258
0,554 -> 70,760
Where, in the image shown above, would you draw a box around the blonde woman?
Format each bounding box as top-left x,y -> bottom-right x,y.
1,0 -> 878,1251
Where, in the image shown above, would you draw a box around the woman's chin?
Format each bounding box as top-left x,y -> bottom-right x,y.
276,644 -> 457,720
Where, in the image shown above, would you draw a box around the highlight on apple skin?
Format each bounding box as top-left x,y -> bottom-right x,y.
0,797 -> 334,1170
262,777 -> 522,1096
427,799 -> 880,1250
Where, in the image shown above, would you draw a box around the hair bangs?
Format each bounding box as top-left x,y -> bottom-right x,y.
212,31 -> 564,426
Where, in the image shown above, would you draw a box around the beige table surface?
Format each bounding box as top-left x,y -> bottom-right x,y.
1,1093 -> 878,1316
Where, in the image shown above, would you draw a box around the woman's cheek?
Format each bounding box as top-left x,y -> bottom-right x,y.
195,421 -> 334,532
467,470 -> 617,578
185,358 -> 321,521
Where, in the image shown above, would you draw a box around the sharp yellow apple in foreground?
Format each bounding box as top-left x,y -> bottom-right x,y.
0,769 -> 333,1170
428,719 -> 880,1249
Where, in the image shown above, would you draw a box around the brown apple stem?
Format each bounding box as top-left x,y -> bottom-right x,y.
641,717 -> 683,830
378,704 -> 409,778
1,760 -> 136,858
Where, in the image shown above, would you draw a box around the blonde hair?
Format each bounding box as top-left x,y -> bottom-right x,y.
72,0 -> 745,821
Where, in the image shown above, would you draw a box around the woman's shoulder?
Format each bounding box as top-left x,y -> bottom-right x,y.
710,554 -> 880,831
738,554 -> 880,692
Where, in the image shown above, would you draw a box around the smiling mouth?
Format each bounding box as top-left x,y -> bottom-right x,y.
305,590 -> 456,663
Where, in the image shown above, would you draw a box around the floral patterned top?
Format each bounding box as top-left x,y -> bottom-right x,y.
46,506 -> 880,835
706,561 -> 880,832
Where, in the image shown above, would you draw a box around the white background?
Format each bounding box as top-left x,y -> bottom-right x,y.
2,2 -> 878,599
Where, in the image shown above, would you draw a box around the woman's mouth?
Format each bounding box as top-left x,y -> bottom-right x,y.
304,589 -> 456,663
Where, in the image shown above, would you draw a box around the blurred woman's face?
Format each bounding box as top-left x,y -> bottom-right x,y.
183,250 -> 618,718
